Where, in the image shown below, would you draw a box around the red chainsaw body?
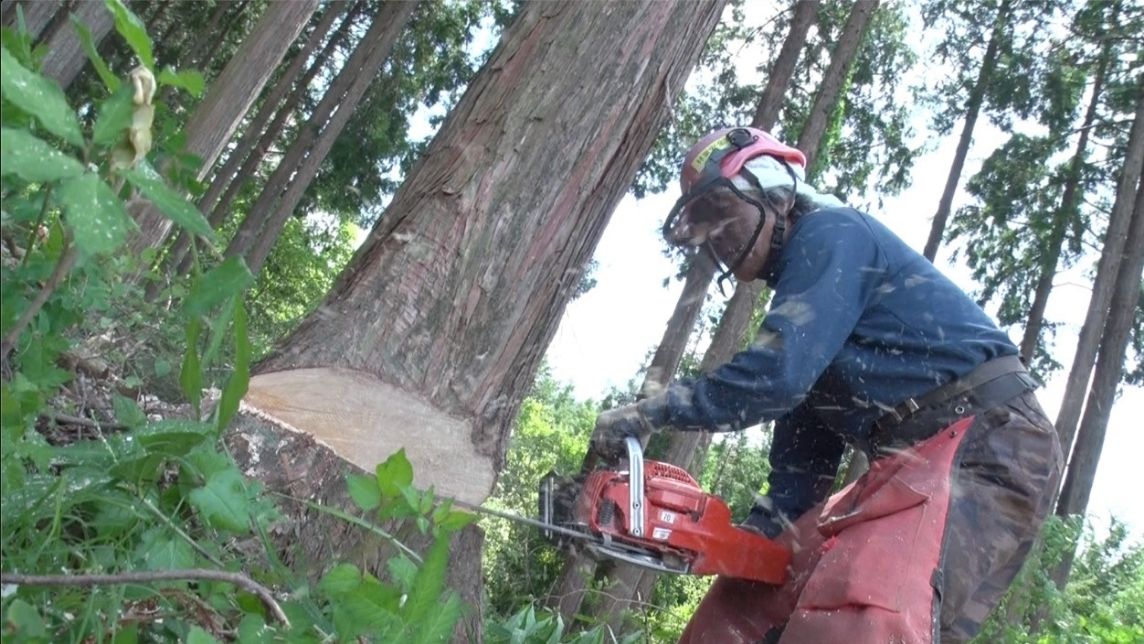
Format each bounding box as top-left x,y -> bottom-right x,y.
575,459 -> 791,584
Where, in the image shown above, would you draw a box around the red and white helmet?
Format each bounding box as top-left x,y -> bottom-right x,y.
679,127 -> 806,193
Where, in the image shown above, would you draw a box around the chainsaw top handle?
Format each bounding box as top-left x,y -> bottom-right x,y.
624,436 -> 647,538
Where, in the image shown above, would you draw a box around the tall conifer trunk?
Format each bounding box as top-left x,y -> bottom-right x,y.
1017,16 -> 1113,364
1054,81 -> 1144,466
922,0 -> 1013,262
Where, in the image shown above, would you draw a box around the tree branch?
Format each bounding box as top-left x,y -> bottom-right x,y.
0,569 -> 290,627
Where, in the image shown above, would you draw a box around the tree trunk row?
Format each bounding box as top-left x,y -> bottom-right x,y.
922,0 -> 1013,262
130,0 -> 319,254
225,0 -> 418,275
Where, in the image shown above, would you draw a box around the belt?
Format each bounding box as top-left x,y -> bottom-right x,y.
869,355 -> 1038,453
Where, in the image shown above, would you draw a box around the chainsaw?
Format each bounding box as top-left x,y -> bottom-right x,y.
525,436 -> 791,584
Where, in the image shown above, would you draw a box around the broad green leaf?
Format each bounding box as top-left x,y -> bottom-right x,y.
4,599 -> 47,639
123,161 -> 214,239
183,257 -> 254,318
188,467 -> 250,533
158,67 -> 205,97
386,554 -> 418,593
404,536 -> 450,626
412,593 -> 463,644
56,174 -> 135,256
0,127 -> 84,182
436,509 -> 477,533
135,527 -> 195,570
136,430 -> 205,456
104,0 -> 153,69
340,577 -> 402,631
0,47 -> 83,146
72,15 -> 120,91
347,473 -> 381,511
185,626 -> 221,644
111,393 -> 147,428
92,85 -> 135,147
108,453 -> 165,482
180,319 -> 202,413
216,299 -> 250,432
318,563 -> 362,596
236,614 -> 270,643
376,448 -> 414,498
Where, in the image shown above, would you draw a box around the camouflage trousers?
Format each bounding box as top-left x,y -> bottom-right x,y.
678,391 -> 1063,643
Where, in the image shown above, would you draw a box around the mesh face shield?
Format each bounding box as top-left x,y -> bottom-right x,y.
662,132 -> 800,291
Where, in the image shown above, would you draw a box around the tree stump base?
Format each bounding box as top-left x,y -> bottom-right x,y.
228,367 -> 493,637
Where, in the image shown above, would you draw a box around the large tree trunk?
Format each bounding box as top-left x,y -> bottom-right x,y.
239,0 -> 724,632
594,1 -> 878,631
1051,170 -> 1144,588
1054,81 -> 1144,462
129,0 -> 319,254
1017,26 -> 1112,365
922,0 -> 1013,262
225,1 -> 416,275
168,2 -> 359,277
38,0 -> 115,90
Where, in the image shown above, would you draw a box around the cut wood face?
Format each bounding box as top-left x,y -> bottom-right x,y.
242,367 -> 495,505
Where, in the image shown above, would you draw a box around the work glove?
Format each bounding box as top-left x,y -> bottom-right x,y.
591,401 -> 659,462
742,495 -> 792,539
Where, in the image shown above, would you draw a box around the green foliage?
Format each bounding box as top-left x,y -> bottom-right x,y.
0,12 -> 483,643
973,515 -> 1144,643
482,368 -> 599,618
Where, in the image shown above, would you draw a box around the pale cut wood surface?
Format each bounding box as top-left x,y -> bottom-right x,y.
243,367 -> 494,505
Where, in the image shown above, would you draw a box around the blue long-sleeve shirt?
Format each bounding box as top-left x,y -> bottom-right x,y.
649,207 -> 1017,520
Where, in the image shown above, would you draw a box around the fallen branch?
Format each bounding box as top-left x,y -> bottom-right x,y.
40,411 -> 128,431
0,569 -> 290,628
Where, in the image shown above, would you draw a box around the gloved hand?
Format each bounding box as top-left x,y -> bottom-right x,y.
591,402 -> 656,462
742,495 -> 791,539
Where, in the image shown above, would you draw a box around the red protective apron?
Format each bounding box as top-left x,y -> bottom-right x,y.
679,416 -> 974,644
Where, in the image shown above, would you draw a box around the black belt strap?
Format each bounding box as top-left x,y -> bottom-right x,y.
871,355 -> 1033,438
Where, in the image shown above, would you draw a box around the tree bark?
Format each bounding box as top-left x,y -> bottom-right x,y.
225,0 -> 415,275
593,1 -> 878,631
1051,169 -> 1144,588
922,0 -> 1013,262
129,0 -> 319,254
1018,23 -> 1113,365
242,0 -> 725,632
1,0 -> 64,39
1054,79 -> 1144,462
39,0 -> 115,90
168,1 -> 359,277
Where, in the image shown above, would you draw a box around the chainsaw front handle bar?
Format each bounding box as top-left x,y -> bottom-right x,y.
626,436 -> 646,538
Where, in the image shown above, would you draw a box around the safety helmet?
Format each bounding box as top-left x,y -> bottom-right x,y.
679,127 -> 806,193
663,127 -> 805,287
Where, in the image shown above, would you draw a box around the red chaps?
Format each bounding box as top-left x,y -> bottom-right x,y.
679,417 -> 973,644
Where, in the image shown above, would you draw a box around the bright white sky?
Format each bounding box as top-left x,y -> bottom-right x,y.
544,130 -> 1143,539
